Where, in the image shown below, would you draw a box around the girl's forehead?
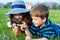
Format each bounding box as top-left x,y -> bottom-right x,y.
13,14 -> 23,18
13,14 -> 22,15
13,14 -> 23,16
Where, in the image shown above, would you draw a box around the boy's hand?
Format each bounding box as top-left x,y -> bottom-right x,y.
32,38 -> 48,40
25,36 -> 32,40
20,22 -> 32,36
20,22 -> 28,31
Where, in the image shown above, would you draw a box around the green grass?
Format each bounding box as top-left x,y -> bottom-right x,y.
0,28 -> 25,40
49,10 -> 60,24
0,8 -> 60,40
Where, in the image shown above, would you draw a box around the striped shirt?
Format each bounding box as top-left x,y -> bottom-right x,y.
29,19 -> 60,39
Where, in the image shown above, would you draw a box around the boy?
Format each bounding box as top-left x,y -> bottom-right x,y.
21,4 -> 60,40
6,0 -> 32,37
30,4 -> 60,40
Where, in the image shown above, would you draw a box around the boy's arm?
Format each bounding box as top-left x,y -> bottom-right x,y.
25,36 -> 32,40
25,29 -> 48,40
25,28 -> 32,36
25,28 -> 32,40
32,38 -> 48,40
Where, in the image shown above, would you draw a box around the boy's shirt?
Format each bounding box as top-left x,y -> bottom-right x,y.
29,19 -> 60,39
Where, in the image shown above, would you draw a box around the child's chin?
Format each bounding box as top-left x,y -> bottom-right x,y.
35,25 -> 39,27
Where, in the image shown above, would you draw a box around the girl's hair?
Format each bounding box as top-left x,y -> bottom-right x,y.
10,12 -> 32,27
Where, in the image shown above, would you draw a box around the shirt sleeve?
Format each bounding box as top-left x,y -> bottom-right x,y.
29,24 -> 37,35
54,24 -> 60,37
42,31 -> 55,39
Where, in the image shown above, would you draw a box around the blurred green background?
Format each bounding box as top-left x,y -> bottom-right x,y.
0,8 -> 60,40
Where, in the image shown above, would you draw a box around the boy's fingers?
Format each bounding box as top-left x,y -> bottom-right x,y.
19,22 -> 27,27
22,21 -> 27,25
21,26 -> 25,31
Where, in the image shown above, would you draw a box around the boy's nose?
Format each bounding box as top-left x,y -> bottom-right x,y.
32,19 -> 34,23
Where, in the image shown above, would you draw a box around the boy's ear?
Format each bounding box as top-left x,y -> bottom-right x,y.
42,17 -> 46,23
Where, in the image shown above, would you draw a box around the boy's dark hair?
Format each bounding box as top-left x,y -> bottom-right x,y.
30,4 -> 49,19
10,12 -> 32,27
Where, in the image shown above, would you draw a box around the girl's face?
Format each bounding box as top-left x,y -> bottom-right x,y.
13,14 -> 23,21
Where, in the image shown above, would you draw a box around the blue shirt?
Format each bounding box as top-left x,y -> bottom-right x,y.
29,19 -> 60,39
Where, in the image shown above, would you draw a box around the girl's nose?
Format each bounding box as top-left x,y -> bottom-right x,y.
14,15 -> 19,19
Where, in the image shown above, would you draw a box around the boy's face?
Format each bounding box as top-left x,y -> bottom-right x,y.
32,16 -> 46,27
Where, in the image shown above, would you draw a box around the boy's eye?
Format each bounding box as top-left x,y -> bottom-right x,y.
33,18 -> 38,20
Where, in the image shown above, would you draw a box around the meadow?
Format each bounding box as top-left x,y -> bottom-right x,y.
0,8 -> 60,40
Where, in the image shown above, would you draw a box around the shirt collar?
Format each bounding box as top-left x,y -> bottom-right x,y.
44,19 -> 52,27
